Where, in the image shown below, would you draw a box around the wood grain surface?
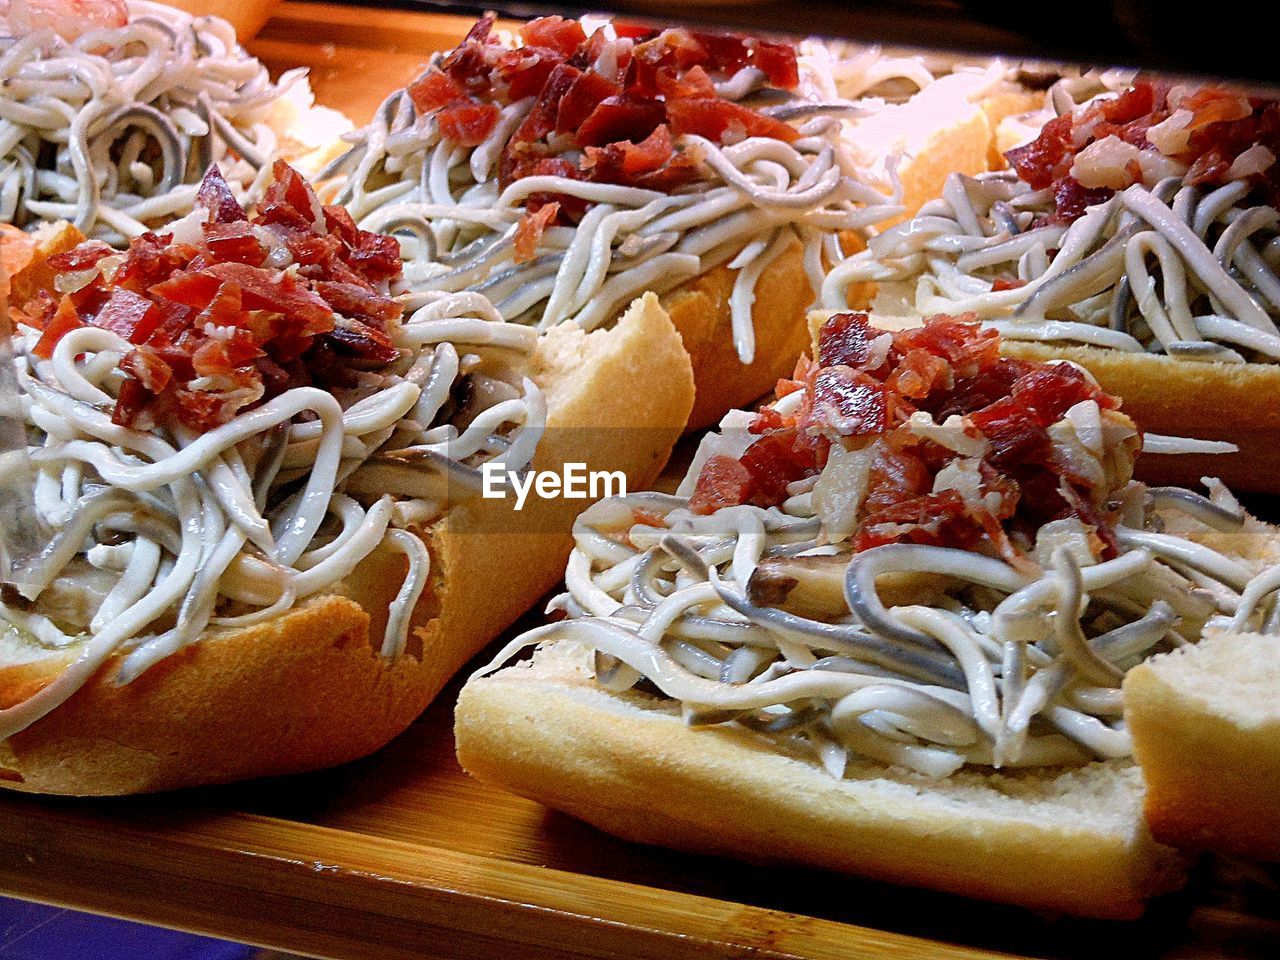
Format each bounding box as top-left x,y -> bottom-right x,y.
2,646 -> 1279,960
248,2 -> 490,124
0,5 -> 1278,959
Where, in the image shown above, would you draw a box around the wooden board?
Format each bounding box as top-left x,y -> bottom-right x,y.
3,636 -> 1280,960
247,2 -> 495,125
2,4 -> 1280,958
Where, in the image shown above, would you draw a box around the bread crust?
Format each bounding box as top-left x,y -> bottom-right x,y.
662,237 -> 814,431
456,644 -> 1187,919
1124,631 -> 1280,861
1000,341 -> 1280,491
0,292 -> 694,795
668,87 -> 1015,431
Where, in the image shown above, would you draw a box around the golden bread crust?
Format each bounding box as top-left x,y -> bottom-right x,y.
456,645 -> 1187,919
1001,341 -> 1280,491
663,237 -> 813,430
0,293 -> 694,795
976,87 -> 1045,169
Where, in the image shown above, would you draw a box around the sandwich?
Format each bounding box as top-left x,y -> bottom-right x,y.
319,15 -> 1042,428
0,159 -> 693,794
0,0 -> 350,241
824,78 -> 1280,491
457,310 -> 1278,917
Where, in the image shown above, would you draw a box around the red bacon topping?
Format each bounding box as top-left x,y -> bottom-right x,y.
30,162 -> 405,432
406,16 -> 800,222
688,312 -> 1139,563
1006,81 -> 1280,222
513,202 -> 560,263
438,101 -> 500,147
690,454 -> 756,514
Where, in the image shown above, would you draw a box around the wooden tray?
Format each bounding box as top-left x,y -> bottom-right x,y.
2,5 -> 1279,958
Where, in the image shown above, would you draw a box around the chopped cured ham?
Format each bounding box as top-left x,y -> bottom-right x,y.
403,15 -> 801,216
20,162 -> 405,431
687,313 -> 1141,563
1006,81 -> 1280,223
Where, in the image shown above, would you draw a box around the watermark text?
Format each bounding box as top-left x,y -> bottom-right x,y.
481,462 -> 626,510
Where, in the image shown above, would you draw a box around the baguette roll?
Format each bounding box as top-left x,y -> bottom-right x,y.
323,18 -> 1043,431
456,311 -> 1280,915
0,289 -> 692,796
1125,630 -> 1280,861
0,159 -> 694,794
458,642 -> 1186,920
824,80 -> 1280,490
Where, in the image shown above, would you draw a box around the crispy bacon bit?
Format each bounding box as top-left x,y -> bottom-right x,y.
861,443 -> 930,516
855,489 -> 985,552
893,317 -> 1001,379
1006,81 -> 1280,222
738,429 -> 815,505
32,163 -> 405,432
1051,177 -> 1114,225
47,240 -> 114,275
576,95 -> 666,148
32,296 -> 83,360
408,70 -> 468,113
666,97 -> 799,143
990,276 -> 1027,292
93,287 -> 161,344
887,349 -> 951,399
556,70 -> 623,134
750,39 -> 800,89
513,202 -> 560,263
817,310 -> 883,369
584,124 -> 672,178
196,166 -> 247,224
521,16 -> 586,56
203,262 -> 335,329
119,345 -> 173,392
405,15 -> 800,215
438,101 -> 500,147
806,367 -> 887,438
689,312 -> 1140,558
202,221 -> 264,264
690,454 -> 755,513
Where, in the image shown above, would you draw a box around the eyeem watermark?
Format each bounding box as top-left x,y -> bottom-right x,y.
481,462 -> 627,510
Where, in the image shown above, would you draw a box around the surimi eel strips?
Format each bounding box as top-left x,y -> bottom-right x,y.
457,310 -> 1280,916
825,79 -> 1280,490
322,17 -> 1045,428
0,163 -> 693,795
0,1 -> 351,243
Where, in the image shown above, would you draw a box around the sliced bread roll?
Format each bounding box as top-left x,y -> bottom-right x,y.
999,342 -> 1280,491
0,293 -> 694,795
456,641 -> 1188,919
802,312 -> 1278,491
677,77 -> 1041,429
1124,630 -> 1280,861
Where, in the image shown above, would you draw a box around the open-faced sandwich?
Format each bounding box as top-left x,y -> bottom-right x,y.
319,15 -> 1043,428
0,160 -> 693,794
0,0 -> 349,241
825,78 -> 1280,490
457,310 -> 1280,918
